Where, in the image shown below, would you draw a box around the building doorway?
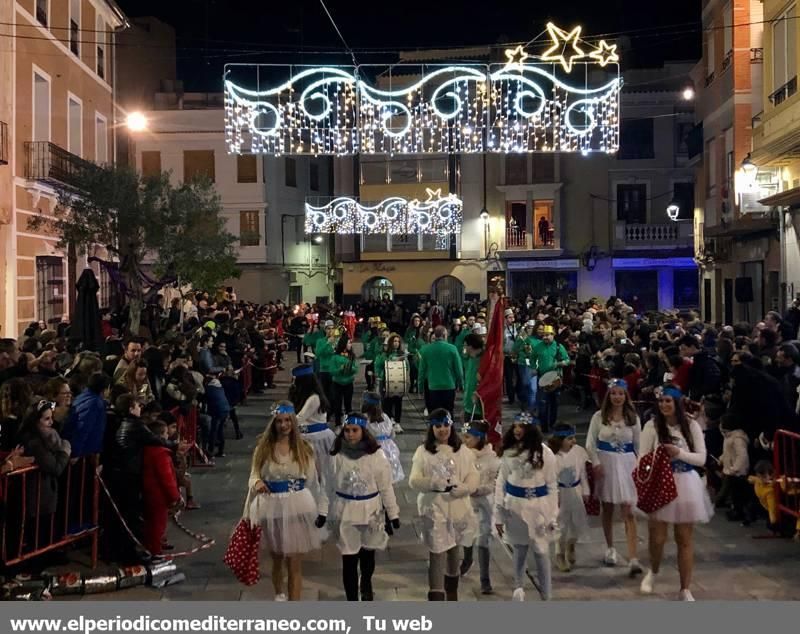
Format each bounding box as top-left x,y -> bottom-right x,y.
615,270 -> 657,312
362,276 -> 393,301
432,275 -> 464,308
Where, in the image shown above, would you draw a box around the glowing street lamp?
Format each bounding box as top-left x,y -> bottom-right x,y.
126,112 -> 148,132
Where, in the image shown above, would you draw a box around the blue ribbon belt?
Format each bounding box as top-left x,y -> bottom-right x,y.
375,435 -> 390,441
558,480 -> 581,489
505,482 -> 548,499
264,479 -> 306,493
336,491 -> 379,501
597,440 -> 635,454
671,461 -> 694,473
301,422 -> 329,434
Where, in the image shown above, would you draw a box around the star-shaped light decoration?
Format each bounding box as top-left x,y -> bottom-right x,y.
541,22 -> 586,73
589,40 -> 619,67
424,187 -> 443,202
504,45 -> 530,71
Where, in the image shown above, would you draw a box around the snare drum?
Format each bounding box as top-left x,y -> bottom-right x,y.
539,370 -> 563,392
384,359 -> 409,397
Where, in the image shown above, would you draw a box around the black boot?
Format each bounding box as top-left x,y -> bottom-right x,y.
460,546 -> 473,577
478,546 -> 493,595
342,555 -> 359,601
444,575 -> 459,601
427,591 -> 445,601
359,549 -> 375,601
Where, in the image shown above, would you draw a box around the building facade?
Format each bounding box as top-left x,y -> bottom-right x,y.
0,0 -> 127,337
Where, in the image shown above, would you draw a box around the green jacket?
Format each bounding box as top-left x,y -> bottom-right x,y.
404,328 -> 423,362
513,335 -> 537,368
532,339 -> 568,375
361,330 -> 377,360
419,339 -> 464,391
315,337 -> 335,374
366,336 -> 384,363
463,352 -> 483,416
330,353 -> 358,385
374,350 -> 405,382
303,330 -> 322,349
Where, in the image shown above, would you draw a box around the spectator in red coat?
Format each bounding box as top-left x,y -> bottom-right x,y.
667,354 -> 692,394
141,420 -> 180,556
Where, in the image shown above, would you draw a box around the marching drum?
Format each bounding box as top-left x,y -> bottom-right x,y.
384,359 -> 409,397
539,371 -> 563,393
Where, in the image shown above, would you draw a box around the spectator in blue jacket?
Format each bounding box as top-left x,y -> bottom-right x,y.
198,335 -> 224,376
205,376 -> 230,459
61,372 -> 111,458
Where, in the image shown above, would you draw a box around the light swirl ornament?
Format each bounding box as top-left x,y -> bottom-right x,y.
431,456 -> 457,490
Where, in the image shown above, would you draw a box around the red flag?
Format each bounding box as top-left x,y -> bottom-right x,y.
476,296 -> 505,447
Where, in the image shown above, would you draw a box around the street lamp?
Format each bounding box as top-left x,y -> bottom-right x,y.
666,199 -> 681,221
682,86 -> 695,101
479,208 -> 490,222
126,112 -> 148,132
741,153 -> 758,178
312,234 -> 324,244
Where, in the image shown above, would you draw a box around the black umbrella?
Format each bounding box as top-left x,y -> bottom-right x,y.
73,268 -> 102,351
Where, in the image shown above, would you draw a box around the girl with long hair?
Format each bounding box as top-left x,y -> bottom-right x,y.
317,412 -> 400,601
585,378 -> 642,574
290,364 -> 335,481
374,333 -> 406,428
404,314 -> 424,394
409,408 -> 478,601
117,360 -> 155,405
639,385 -> 713,601
246,401 -> 325,601
495,413 -> 557,601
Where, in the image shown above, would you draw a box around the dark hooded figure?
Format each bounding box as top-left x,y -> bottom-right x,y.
73,269 -> 103,351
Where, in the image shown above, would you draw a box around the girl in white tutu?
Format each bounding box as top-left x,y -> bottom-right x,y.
290,364 -> 336,482
585,378 -> 642,574
547,423 -> 590,572
409,408 -> 479,601
362,392 -> 405,484
247,401 -> 326,601
495,412 -> 558,601
639,385 -> 713,602
459,419 -> 500,595
316,412 -> 400,601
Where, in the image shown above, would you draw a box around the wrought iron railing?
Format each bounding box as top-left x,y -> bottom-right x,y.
751,48 -> 764,64
770,76 -> 797,106
0,121 -> 8,165
624,223 -> 685,243
24,141 -> 97,189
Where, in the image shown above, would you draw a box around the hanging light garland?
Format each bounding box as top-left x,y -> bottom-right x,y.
305,188 -> 463,235
224,23 -> 621,156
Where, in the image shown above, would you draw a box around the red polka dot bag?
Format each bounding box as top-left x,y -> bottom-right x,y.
632,446 -> 678,514
223,518 -> 262,586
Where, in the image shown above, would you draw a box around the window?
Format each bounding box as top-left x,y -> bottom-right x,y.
616,184 -> 648,223
36,0 -> 47,27
706,138 -> 717,193
69,0 -> 80,56
531,154 -> 554,183
673,182 -> 695,220
68,96 -> 81,157
772,5 -> 798,100
706,30 -> 715,78
237,154 -> 258,183
285,157 -> 297,187
36,256 -> 65,326
618,119 -> 654,160
389,159 -> 417,184
505,155 -> 527,184
95,114 -> 108,164
33,71 -> 50,143
96,17 -> 106,79
309,162 -> 320,191
723,3 -> 733,56
533,200 -> 554,247
239,211 -> 260,246
360,160 -> 387,184
183,150 -> 215,182
141,151 -> 161,179
505,201 -> 528,248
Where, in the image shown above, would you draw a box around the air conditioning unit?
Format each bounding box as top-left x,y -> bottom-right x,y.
288,271 -> 299,284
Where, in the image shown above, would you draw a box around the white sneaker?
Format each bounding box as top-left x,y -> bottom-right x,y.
628,558 -> 643,577
640,571 -> 656,595
679,589 -> 695,602
423,408 -> 429,416
603,547 -> 618,566
393,422 -> 404,434
512,587 -> 525,602
275,593 -> 287,602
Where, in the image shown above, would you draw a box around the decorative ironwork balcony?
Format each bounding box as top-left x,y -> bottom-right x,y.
504,224 -> 556,250
617,222 -> 693,248
24,142 -> 97,189
0,121 -> 8,165
751,48 -> 764,64
769,76 -> 797,106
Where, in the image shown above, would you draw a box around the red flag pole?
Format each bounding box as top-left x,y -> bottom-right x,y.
476,288 -> 506,448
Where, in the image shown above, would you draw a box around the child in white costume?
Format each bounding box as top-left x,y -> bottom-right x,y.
409,408 -> 479,601
362,392 -> 405,483
459,420 -> 500,595
548,424 -> 590,572
316,412 -> 400,601
495,412 -> 558,601
290,364 -> 336,482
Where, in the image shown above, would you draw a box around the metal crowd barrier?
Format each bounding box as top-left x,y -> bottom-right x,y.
0,454 -> 99,568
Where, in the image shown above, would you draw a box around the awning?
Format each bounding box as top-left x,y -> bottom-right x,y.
704,216 -> 777,238
759,186 -> 800,207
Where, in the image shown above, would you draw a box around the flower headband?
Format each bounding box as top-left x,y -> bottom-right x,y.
291,365 -> 314,378
552,426 -> 576,438
464,424 -> 487,438
514,412 -> 536,425
657,386 -> 683,400
272,404 -> 296,415
429,413 -> 453,427
608,378 -> 628,390
346,414 -> 368,428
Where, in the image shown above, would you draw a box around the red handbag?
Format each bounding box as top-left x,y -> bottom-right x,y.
632,446 -> 678,514
223,519 -> 262,586
584,460 -> 600,517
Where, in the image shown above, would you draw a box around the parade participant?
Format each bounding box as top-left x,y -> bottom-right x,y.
247,401 -> 325,601
315,412 -> 400,601
409,409 -> 478,601
513,321 -> 537,414
290,364 -> 335,482
303,322 -> 323,370
330,337 -> 358,428
418,326 -> 463,415
462,333 -> 485,420
314,321 -> 336,408
503,309 -> 519,405
459,420 -> 500,595
548,423 -> 590,572
639,385 -> 713,601
454,316 -> 472,373
362,393 -> 404,484
404,314 -> 424,394
361,318 -> 380,392
494,412 -> 558,601
532,325 -> 570,432
585,378 -> 642,573
374,333 -> 406,428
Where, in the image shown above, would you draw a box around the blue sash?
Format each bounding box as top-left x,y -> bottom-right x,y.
505,482 -> 548,499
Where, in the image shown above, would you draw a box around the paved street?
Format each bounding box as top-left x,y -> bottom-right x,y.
67,368 -> 800,601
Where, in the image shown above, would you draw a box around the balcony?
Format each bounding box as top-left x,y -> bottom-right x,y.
614,222 -> 693,249
24,142 -> 97,190
0,121 -> 7,165
769,77 -> 797,107
504,225 -> 556,250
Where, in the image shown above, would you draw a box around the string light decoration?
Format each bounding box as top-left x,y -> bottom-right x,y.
224,23 -> 621,156
305,188 -> 463,235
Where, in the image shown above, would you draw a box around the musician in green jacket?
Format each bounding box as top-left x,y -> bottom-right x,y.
462,331 -> 485,419
362,319 -> 380,391
512,320 -> 538,413
404,314 -> 424,393
314,321 -> 336,405
418,325 -> 463,415
303,324 -> 323,372
374,333 -> 406,427
532,325 -> 569,432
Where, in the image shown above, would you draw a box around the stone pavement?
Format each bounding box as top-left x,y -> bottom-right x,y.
74,367 -> 800,601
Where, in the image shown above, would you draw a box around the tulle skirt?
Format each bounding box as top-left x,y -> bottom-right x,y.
378,438 -> 405,483
498,499 -> 554,552
649,470 -> 714,525
303,428 -> 336,480
248,490 -> 322,556
558,488 -> 589,541
596,451 -> 638,505
335,510 -> 389,555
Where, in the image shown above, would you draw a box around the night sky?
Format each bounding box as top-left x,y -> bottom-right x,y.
117,0 -> 702,91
